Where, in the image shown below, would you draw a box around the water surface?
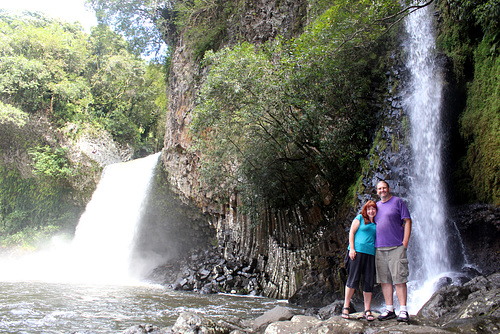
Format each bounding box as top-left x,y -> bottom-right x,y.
0,281 -> 286,333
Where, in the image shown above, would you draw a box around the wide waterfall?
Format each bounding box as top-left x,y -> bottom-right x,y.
0,153 -> 160,284
403,2 -> 451,313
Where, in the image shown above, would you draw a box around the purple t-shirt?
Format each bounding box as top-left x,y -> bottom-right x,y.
375,196 -> 411,248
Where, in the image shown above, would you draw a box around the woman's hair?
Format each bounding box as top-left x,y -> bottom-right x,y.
361,200 -> 377,223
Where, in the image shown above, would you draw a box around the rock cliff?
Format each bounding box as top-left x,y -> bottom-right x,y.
159,0 -> 348,302
155,0 -> 500,307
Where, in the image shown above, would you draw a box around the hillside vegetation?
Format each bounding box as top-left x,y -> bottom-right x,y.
436,0 -> 500,205
1,0 -> 498,248
0,11 -> 167,247
87,0 -> 500,212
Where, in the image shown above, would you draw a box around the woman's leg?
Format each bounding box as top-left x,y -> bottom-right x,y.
363,291 -> 373,312
343,286 -> 356,318
344,286 -> 356,308
363,291 -> 374,321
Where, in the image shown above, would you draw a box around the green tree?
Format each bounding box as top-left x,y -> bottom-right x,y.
0,13 -> 90,116
0,12 -> 167,153
190,0 -> 403,210
0,11 -> 167,246
87,0 -> 168,57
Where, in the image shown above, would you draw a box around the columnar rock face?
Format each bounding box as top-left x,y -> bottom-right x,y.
159,0 -> 409,304
160,0 -> 335,302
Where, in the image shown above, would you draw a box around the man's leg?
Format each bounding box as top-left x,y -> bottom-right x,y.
395,283 -> 407,306
381,283 -> 394,305
378,283 -> 396,321
394,246 -> 410,322
395,283 -> 409,322
376,249 -> 396,321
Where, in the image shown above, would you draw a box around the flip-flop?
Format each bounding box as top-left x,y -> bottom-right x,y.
364,310 -> 375,321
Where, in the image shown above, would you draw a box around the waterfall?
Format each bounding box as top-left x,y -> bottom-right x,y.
402,2 -> 451,312
71,152 -> 161,282
0,153 -> 160,284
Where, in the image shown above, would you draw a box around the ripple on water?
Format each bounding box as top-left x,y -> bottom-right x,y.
0,281 -> 286,333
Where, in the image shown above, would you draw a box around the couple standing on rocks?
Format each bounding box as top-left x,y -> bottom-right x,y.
343,180 -> 412,323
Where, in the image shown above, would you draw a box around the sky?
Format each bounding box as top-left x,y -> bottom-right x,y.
0,0 -> 98,32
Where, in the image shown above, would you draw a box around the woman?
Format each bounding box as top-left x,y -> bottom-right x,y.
342,200 -> 377,321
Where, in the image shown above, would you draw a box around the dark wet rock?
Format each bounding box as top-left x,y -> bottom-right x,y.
287,270 -> 337,308
148,247 -> 263,296
435,276 -> 453,291
419,272 -> 500,333
316,300 -> 345,320
450,204 -> 500,275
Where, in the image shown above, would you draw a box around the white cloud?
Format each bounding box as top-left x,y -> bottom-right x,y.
0,0 -> 97,32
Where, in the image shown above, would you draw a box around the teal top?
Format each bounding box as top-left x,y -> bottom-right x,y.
347,214 -> 376,256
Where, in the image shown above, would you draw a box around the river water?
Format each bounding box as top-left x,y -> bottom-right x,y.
0,280 -> 285,333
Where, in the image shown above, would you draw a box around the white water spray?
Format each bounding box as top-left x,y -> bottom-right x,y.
403,3 -> 451,312
0,153 -> 160,285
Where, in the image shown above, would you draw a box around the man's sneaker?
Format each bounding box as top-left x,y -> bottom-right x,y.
397,310 -> 410,323
378,310 -> 396,321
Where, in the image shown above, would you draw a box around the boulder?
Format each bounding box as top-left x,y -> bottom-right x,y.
122,324 -> 169,334
252,306 -> 295,332
264,315 -> 321,334
170,312 -> 231,334
317,300 -> 346,320
419,272 -> 500,332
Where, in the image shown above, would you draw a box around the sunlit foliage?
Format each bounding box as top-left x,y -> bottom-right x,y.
0,11 -> 167,246
190,0 -> 404,211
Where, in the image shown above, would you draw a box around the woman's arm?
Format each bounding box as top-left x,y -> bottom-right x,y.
349,218 -> 361,260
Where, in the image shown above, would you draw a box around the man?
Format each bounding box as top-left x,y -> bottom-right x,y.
375,180 -> 412,322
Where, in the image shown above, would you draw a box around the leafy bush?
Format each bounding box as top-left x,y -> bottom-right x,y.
0,101 -> 28,126
190,1 -> 400,211
28,146 -> 73,180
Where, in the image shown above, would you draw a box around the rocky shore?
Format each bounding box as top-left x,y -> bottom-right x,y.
125,271 -> 499,334
135,203 -> 500,333
148,247 -> 264,296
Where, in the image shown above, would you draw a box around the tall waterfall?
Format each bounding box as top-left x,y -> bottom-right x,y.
71,152 -> 161,282
0,153 -> 160,284
403,2 -> 450,312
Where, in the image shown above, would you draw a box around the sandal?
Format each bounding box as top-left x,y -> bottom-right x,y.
397,310 -> 410,323
341,307 -> 350,319
364,310 -> 375,321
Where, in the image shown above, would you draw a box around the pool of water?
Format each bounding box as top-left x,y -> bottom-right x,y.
0,281 -> 287,333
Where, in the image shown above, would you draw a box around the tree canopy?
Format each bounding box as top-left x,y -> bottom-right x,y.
190,0 -> 404,212
0,11 -> 168,246
0,11 -> 167,153
87,0 -> 170,58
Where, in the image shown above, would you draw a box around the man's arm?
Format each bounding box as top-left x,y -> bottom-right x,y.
402,218 -> 412,249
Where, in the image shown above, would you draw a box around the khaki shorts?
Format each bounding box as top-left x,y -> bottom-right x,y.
376,245 -> 409,284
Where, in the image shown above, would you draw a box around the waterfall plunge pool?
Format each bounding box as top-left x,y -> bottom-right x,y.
0,280 -> 286,333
